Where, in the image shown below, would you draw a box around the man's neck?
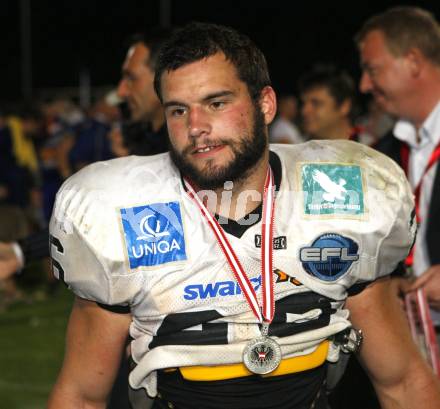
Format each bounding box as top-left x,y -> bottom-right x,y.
411,97 -> 440,131
200,151 -> 270,222
408,69 -> 440,130
316,121 -> 352,140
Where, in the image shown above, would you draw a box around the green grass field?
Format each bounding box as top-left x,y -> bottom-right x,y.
0,286 -> 73,409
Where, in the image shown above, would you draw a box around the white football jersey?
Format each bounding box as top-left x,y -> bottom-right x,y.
49,141 -> 415,396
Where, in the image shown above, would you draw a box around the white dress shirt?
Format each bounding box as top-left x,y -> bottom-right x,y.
269,117 -> 304,144
393,100 -> 440,277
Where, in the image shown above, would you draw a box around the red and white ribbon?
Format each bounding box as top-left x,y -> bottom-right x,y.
184,168 -> 276,324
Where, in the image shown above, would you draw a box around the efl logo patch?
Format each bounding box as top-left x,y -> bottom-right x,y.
302,163 -> 364,216
300,233 -> 359,281
120,202 -> 187,269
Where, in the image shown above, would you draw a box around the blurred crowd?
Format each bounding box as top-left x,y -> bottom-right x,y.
0,95 -> 126,302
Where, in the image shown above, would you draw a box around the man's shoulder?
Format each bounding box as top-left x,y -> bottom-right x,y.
53,152 -> 180,229
271,139 -> 398,169
62,153 -> 175,192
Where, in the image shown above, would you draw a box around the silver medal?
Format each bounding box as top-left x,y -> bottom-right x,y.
243,336 -> 282,375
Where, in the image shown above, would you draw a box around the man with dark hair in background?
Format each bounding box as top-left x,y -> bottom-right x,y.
117,29 -> 170,156
48,21 -> 439,409
299,64 -> 374,145
356,7 -> 440,310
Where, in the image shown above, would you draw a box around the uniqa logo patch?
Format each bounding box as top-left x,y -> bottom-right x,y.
299,233 -> 359,281
302,163 -> 364,216
120,202 -> 187,269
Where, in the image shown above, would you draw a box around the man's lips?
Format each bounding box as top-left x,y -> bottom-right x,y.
192,144 -> 225,155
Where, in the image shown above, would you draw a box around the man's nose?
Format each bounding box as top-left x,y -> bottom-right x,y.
117,79 -> 129,99
187,107 -> 211,139
359,72 -> 373,94
301,102 -> 312,118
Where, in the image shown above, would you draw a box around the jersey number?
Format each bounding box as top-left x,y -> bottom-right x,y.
49,234 -> 66,284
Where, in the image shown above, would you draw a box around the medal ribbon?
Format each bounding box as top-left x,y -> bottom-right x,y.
400,141 -> 440,266
184,168 -> 276,324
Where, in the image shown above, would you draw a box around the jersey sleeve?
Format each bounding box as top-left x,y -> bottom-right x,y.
49,179 -> 112,304
337,145 -> 416,290
49,164 -> 133,307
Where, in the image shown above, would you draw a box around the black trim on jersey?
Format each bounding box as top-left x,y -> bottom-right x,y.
347,266 -> 407,297
390,261 -> 407,278
149,292 -> 333,349
268,292 -> 333,338
216,151 -> 282,239
149,310 -> 227,349
97,303 -> 131,314
346,282 -> 369,297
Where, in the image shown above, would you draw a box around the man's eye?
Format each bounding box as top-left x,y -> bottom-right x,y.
124,73 -> 136,82
368,67 -> 378,77
171,108 -> 186,117
211,101 -> 226,110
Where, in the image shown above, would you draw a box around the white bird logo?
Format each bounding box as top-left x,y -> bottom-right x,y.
312,170 -> 347,202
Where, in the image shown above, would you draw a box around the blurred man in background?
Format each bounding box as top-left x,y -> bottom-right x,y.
357,7 -> 440,308
117,29 -> 170,155
299,64 -> 374,145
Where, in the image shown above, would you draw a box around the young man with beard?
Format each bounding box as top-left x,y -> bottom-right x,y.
48,22 -> 439,409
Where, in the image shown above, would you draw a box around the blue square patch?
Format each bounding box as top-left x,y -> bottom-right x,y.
120,202 -> 187,269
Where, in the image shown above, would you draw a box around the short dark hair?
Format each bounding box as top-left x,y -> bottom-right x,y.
154,22 -> 271,102
128,27 -> 173,70
355,6 -> 440,66
298,64 -> 357,119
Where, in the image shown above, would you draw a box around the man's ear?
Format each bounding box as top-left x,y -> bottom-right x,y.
259,86 -> 277,125
340,98 -> 352,118
405,48 -> 424,78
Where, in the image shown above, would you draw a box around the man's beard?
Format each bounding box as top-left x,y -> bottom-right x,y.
169,104 -> 268,190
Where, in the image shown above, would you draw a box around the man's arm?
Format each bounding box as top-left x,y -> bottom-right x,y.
0,228 -> 51,280
346,277 -> 440,409
48,296 -> 131,409
0,242 -> 21,280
